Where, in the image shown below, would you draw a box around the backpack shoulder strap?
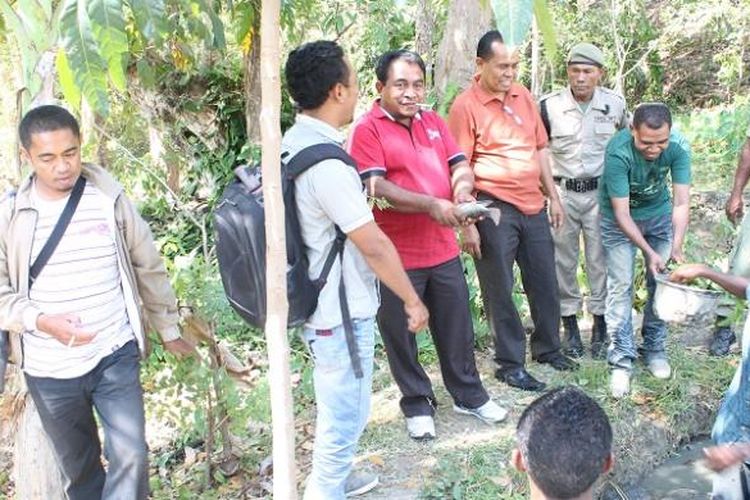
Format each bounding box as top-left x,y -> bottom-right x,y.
539,98 -> 551,138
285,143 -> 357,179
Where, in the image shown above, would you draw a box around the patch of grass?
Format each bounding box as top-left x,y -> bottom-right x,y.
420,442 -> 527,499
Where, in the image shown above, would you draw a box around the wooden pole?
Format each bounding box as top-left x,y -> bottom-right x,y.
259,0 -> 297,497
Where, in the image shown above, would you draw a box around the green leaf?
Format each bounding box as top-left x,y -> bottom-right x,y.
59,0 -> 110,115
136,58 -> 156,87
491,0 -> 533,48
197,0 -> 226,49
127,0 -> 166,43
87,0 -> 129,91
532,0 -> 557,64
55,47 -> 82,109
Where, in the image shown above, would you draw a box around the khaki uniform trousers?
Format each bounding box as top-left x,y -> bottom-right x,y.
553,187 -> 606,317
717,213 -> 750,317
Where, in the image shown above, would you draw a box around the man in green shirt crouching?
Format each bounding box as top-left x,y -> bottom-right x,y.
599,102 -> 691,398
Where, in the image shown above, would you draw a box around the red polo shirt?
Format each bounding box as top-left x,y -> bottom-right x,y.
348,101 -> 467,270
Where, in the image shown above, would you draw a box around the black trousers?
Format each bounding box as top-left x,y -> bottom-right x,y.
474,199 -> 562,372
378,257 -> 489,417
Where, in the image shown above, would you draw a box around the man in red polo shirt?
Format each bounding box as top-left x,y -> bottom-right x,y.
348,49 -> 506,440
448,30 -> 578,392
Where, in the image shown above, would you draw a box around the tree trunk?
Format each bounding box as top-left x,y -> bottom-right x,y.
531,18 -> 542,98
10,379 -> 64,499
259,0 -> 297,497
147,118 -> 180,192
434,0 -> 494,100
414,0 -> 436,60
244,19 -> 262,145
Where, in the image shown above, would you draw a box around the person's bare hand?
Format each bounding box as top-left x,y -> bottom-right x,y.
460,225 -> 482,259
454,192 -> 476,205
36,313 -> 97,347
726,193 -> 744,225
669,263 -> 709,284
429,198 -> 460,227
703,443 -> 750,472
647,251 -> 666,276
163,338 -> 197,357
404,298 -> 429,333
548,198 -> 565,229
669,247 -> 685,265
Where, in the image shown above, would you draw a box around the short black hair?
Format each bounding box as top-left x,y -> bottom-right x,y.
285,40 -> 350,111
516,386 -> 612,499
477,30 -> 505,60
19,105 -> 80,150
633,102 -> 672,130
375,49 -> 426,84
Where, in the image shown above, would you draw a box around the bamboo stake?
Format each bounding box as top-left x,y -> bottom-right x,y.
259,0 -> 297,497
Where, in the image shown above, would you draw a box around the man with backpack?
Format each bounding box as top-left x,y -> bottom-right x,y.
283,41 -> 429,499
0,105 -> 194,500
348,49 -> 507,441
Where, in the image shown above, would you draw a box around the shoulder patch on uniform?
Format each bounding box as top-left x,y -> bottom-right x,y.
539,89 -> 561,102
599,87 -> 625,101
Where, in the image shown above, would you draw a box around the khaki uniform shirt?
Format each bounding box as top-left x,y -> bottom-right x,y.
541,86 -> 628,179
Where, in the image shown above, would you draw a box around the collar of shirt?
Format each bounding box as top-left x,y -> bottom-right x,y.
562,86 -> 608,114
295,113 -> 346,145
470,74 -> 521,106
372,99 -> 423,124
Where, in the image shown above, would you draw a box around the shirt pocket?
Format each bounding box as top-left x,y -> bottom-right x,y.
549,117 -> 579,154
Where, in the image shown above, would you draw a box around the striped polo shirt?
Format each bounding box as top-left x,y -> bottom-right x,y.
23,179 -> 134,378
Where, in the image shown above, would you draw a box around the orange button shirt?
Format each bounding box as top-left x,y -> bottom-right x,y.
447,77 -> 549,215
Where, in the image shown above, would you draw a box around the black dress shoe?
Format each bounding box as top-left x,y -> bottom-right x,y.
536,353 -> 579,371
710,326 -> 736,357
495,368 -> 546,391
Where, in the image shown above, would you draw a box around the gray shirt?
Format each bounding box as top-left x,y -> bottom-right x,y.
281,114 -> 379,329
541,86 -> 628,179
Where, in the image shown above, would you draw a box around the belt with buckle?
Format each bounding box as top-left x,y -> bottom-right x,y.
553,176 -> 599,193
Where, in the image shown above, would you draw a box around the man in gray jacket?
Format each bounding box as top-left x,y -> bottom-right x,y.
0,105 -> 193,500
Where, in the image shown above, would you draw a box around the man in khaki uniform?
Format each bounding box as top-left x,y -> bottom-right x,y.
539,43 -> 628,359
712,122 -> 750,356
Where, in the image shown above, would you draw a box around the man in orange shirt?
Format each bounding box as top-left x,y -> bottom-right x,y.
448,30 -> 577,391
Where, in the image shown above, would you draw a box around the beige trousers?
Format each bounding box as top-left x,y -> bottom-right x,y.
717,213 -> 750,317
553,187 -> 607,317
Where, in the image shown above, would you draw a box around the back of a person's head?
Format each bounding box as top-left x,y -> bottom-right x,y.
19,104 -> 80,150
632,102 -> 672,131
285,40 -> 349,111
516,386 -> 612,499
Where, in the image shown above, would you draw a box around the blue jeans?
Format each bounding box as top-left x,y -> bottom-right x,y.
24,340 -> 148,500
302,318 -> 375,500
601,214 -> 672,370
713,311 -> 750,445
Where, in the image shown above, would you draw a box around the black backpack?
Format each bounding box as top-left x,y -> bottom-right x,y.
214,144 -> 364,377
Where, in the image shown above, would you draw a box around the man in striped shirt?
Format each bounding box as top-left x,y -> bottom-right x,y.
0,105 -> 194,500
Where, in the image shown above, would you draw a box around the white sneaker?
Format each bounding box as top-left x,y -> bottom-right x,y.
610,369 -> 630,399
405,415 -> 436,440
453,399 -> 508,424
647,358 -> 672,379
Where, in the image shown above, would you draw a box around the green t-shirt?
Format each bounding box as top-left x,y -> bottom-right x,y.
600,128 -> 691,220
